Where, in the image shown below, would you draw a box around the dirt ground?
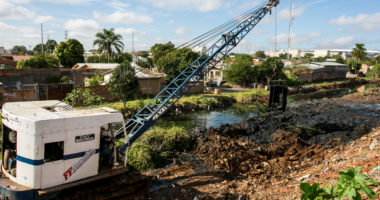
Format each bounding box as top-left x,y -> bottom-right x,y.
141,88 -> 380,200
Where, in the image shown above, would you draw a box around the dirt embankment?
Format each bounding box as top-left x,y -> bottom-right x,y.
145,89 -> 380,200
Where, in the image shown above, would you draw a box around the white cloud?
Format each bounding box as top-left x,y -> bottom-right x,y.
114,28 -> 137,35
114,28 -> 146,37
168,20 -> 175,25
278,7 -> 305,21
64,19 -> 100,37
140,0 -> 224,12
330,12 -> 380,32
318,36 -> 355,49
273,32 -> 321,44
0,0 -> 53,23
36,0 -> 95,4
107,0 -> 129,10
0,21 -> 41,48
93,11 -> 153,24
63,19 -> 101,49
175,27 -> 193,35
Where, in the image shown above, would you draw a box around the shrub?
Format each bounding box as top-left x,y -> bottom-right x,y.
126,127 -> 194,171
64,88 -> 104,106
127,142 -> 158,171
85,74 -> 103,86
367,64 -> 380,78
287,73 -> 301,86
17,53 -> 59,69
300,166 -> 379,200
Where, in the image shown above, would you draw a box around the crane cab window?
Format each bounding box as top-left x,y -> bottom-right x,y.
44,142 -> 64,163
2,125 -> 17,177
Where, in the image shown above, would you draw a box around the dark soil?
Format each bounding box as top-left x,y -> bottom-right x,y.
144,88 -> 380,200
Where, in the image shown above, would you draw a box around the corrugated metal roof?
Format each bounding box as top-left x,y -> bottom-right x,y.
74,63 -> 119,70
311,62 -> 347,67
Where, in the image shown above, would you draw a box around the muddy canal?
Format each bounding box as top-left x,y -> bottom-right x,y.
156,88 -> 353,130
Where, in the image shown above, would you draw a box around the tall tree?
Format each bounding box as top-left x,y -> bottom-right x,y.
33,43 -> 44,55
256,57 -> 285,82
156,48 -> 200,82
225,55 -> 255,87
150,42 -> 175,66
45,40 -> 58,54
108,61 -> 139,114
11,45 -> 29,55
93,28 -> 124,62
351,43 -> 367,63
254,50 -> 266,59
54,39 -> 85,68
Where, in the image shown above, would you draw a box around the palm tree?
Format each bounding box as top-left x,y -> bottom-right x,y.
93,28 -> 124,62
351,43 -> 366,63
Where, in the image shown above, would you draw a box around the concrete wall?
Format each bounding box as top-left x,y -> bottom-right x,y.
0,68 -> 95,89
138,77 -> 166,96
295,66 -> 346,83
312,66 -> 346,81
0,88 -> 35,106
295,73 -> 313,83
37,84 -> 74,101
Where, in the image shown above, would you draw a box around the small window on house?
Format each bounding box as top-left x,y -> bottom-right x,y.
44,142 -> 64,163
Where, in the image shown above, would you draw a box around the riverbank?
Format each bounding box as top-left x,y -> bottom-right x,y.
88,78 -> 377,118
142,87 -> 380,199
91,88 -> 269,118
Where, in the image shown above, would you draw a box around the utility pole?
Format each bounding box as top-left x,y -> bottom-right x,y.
287,0 -> 294,60
41,23 -> 44,53
132,32 -> 135,62
65,30 -> 68,41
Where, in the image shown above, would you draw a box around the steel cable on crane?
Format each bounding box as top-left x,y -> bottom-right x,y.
177,8 -> 254,48
177,2 -> 266,49
180,3 -> 266,49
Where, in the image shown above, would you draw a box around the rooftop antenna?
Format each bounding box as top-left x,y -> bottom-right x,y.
287,0 -> 294,60
41,23 -> 44,53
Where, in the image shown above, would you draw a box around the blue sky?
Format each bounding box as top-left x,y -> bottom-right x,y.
1,0 -> 380,53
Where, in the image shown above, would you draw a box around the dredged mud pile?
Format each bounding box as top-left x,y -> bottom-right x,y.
194,98 -> 379,177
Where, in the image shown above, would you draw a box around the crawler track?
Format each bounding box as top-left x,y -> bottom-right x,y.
53,172 -> 151,200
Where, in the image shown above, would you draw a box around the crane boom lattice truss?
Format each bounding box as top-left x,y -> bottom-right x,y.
115,0 -> 279,147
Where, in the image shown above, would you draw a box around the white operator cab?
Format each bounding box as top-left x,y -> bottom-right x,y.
1,100 -> 124,190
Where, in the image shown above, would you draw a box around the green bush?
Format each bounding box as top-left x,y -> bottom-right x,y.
287,73 -> 301,86
127,142 -> 159,171
64,88 -> 104,106
127,127 -> 193,171
17,53 -> 59,69
367,64 -> 380,78
300,166 -> 379,200
85,74 -> 103,86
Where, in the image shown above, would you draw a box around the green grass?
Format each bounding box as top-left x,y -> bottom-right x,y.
301,79 -> 347,87
126,126 -> 193,171
220,89 -> 269,103
79,89 -> 269,117
364,84 -> 380,94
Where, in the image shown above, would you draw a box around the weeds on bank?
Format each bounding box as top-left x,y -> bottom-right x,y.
127,127 -> 194,171
300,166 -> 379,200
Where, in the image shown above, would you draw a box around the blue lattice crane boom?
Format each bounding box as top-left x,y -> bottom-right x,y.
115,0 -> 279,147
